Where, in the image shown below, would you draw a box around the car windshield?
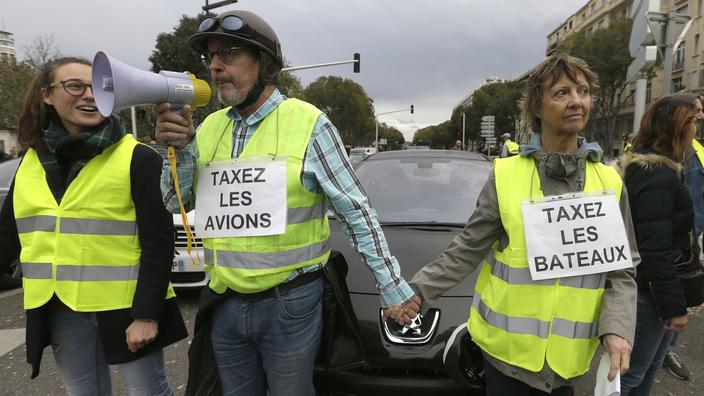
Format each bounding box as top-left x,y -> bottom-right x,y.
354,155 -> 490,224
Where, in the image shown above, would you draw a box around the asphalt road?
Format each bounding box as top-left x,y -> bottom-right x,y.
1,287 -> 703,396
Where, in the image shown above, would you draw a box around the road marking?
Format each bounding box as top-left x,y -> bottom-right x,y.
0,328 -> 25,356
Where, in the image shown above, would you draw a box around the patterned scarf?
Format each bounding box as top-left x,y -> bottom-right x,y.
35,115 -> 126,202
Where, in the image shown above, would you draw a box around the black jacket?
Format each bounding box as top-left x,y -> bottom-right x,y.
620,150 -> 691,319
0,144 -> 188,378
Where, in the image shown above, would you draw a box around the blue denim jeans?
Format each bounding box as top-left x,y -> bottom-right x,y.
211,276 -> 324,396
620,292 -> 675,396
49,309 -> 174,396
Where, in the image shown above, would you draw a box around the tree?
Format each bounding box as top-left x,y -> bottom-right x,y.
560,17 -> 633,156
23,34 -> 62,68
377,122 -> 405,150
302,76 -> 375,146
0,59 -> 35,130
456,80 -> 523,149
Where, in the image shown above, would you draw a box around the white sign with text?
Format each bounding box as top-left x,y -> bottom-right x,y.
195,159 -> 287,238
521,192 -> 632,281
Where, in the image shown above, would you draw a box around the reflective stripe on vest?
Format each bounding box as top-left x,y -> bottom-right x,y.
196,99 -> 331,294
487,252 -> 605,289
17,216 -> 137,236
469,154 -> 623,379
472,291 -> 599,340
204,239 -> 330,270
13,135 -> 176,311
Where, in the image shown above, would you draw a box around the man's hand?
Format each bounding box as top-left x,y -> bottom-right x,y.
664,315 -> 688,333
125,319 -> 158,353
383,295 -> 422,325
602,334 -> 632,381
154,102 -> 195,149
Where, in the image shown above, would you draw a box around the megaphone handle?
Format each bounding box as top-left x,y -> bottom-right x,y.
168,104 -> 186,146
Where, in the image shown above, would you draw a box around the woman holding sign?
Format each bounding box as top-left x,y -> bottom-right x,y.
0,57 -> 187,395
389,54 -> 640,395
618,96 -> 698,395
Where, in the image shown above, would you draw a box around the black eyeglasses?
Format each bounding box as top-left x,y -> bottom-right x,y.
202,46 -> 247,65
198,15 -> 247,34
48,79 -> 93,97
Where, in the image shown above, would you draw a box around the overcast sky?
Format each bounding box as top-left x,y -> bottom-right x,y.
0,0 -> 588,141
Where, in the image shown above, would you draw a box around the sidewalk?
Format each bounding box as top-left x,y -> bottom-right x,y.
574,304 -> 704,395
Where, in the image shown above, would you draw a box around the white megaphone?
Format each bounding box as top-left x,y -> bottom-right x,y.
92,51 -> 212,116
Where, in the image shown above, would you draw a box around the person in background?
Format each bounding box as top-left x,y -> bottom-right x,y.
389,53 -> 639,395
499,132 -> 519,157
658,92 -> 704,381
155,10 -> 419,395
0,57 -> 187,395
450,139 -> 463,150
617,95 -> 695,395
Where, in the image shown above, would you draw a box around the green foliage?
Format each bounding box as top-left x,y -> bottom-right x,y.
560,17 -> 633,154
0,59 -> 35,130
414,80 -> 523,149
463,80 -> 523,143
377,122 -> 405,150
412,119 -> 456,148
277,68 -> 303,99
302,76 -> 375,146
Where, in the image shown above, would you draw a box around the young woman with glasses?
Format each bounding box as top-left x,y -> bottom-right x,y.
0,57 -> 187,395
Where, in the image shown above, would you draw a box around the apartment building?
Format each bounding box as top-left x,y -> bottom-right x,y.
547,0 -> 632,56
0,30 -> 16,62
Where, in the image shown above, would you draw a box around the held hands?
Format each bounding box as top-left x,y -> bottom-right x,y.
602,334 -> 632,381
664,315 -> 688,333
383,295 -> 422,325
154,102 -> 195,149
125,319 -> 159,353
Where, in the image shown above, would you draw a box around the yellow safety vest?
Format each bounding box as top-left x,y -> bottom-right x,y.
14,135 -> 176,311
195,98 -> 331,294
506,139 -> 519,156
692,139 -> 704,168
469,154 -> 623,379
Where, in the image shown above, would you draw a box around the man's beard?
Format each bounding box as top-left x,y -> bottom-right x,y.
218,86 -> 247,107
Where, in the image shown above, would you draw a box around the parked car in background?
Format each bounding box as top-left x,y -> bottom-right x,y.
0,158 -> 22,289
315,149 -> 491,395
349,147 -> 377,166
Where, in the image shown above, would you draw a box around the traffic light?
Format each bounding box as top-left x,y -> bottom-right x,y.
410,104 -> 414,114
353,53 -> 360,73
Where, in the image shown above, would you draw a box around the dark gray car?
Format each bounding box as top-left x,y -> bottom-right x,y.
315,150 -> 491,395
0,157 -> 22,287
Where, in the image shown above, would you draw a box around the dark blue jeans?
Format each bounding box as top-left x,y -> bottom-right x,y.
620,292 -> 675,396
211,276 -> 324,396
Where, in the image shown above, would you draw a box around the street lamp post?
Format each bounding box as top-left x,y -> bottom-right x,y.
374,105 -> 414,148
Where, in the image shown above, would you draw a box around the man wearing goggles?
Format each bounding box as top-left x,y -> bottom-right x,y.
154,10 -> 419,396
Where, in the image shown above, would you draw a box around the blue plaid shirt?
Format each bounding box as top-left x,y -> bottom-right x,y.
160,89 -> 415,307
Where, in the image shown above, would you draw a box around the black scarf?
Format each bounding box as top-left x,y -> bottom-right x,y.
34,115 -> 126,203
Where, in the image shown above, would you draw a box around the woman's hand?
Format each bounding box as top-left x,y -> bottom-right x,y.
125,319 -> 159,353
664,315 -> 688,333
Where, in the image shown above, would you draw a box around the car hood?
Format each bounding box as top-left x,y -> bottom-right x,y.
328,219 -> 476,297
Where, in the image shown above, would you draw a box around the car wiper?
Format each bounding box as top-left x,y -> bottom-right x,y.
380,221 -> 466,228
